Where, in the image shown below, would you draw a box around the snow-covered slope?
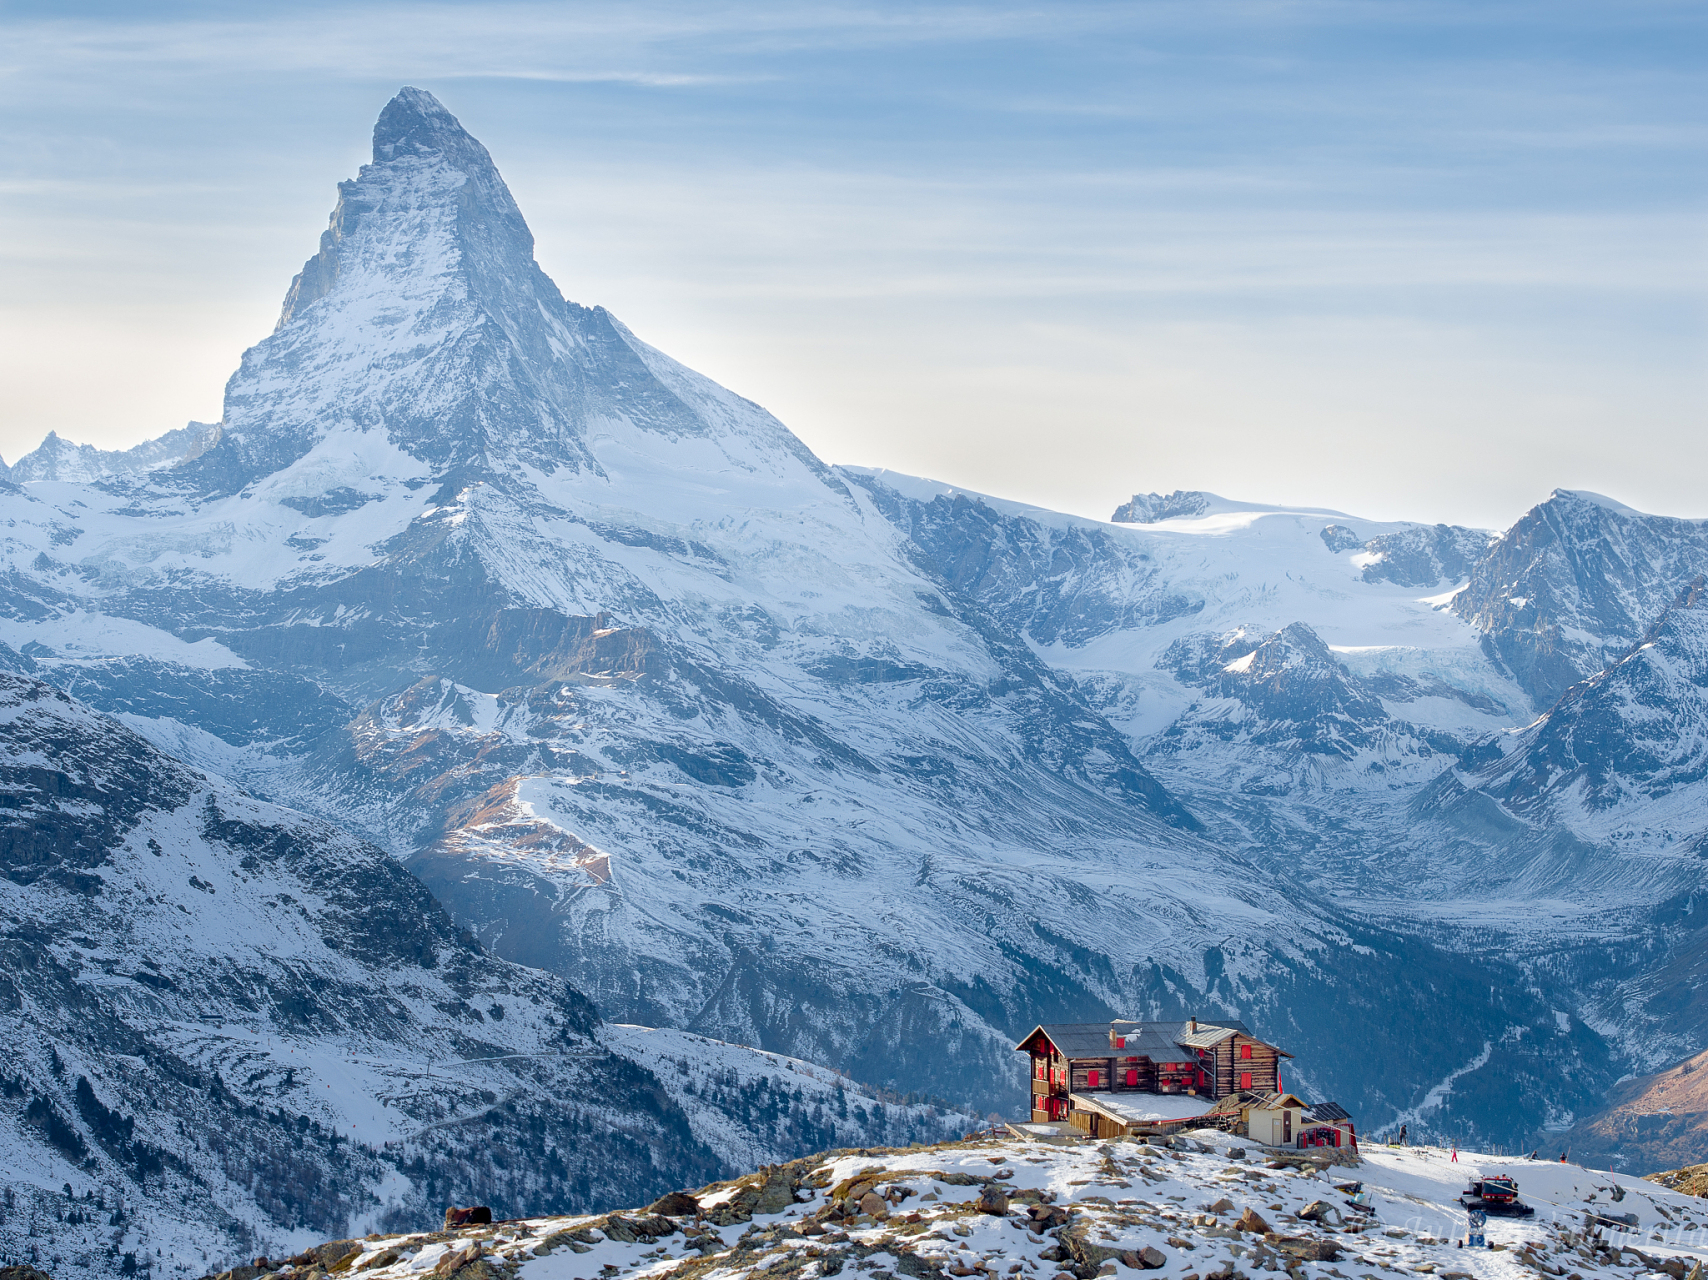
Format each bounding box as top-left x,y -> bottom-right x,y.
1453,490 -> 1708,710
166,1131 -> 1708,1280
0,673 -> 967,1280
600,1025 -> 974,1173
1452,576 -> 1708,841
0,88 -> 1701,1155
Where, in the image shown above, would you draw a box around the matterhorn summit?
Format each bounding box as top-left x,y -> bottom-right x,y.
194,87 -> 822,495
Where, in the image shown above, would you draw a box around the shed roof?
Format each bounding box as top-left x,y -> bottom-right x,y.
1074,1092 -> 1214,1126
1014,1019 -> 1253,1060
1305,1101 -> 1351,1123
1246,1091 -> 1308,1111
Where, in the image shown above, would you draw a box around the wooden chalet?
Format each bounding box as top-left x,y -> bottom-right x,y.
1015,1017 -> 1295,1139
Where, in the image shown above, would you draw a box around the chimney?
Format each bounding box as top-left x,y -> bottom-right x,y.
1188,1016 -> 1197,1033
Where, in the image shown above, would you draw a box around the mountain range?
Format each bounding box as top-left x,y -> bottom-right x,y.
3,88 -> 1707,1253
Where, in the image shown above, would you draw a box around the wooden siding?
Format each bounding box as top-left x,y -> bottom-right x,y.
1211,1036 -> 1280,1097
1035,1029 -> 1284,1105
1070,1059 -> 1114,1091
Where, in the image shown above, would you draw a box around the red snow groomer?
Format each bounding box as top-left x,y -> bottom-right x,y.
1460,1175 -> 1535,1217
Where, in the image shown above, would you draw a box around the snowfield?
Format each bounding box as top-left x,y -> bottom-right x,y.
227,1133 -> 1708,1280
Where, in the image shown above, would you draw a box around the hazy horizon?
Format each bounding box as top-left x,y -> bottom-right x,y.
2,1 -> 1702,528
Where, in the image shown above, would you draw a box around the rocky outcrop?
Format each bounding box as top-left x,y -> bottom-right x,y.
1348,523 -> 1492,589
1451,490 -> 1708,709
1111,492 -> 1212,524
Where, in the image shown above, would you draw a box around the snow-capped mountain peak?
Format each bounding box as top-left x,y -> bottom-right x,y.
192,86 -> 826,500
275,86 -> 534,336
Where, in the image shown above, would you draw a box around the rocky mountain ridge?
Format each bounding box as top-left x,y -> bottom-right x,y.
0,88 -> 1704,1161
0,672 -> 964,1280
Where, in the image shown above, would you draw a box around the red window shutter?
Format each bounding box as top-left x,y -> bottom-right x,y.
1126,1069 -> 1138,1087
1240,1071 -> 1252,1090
1241,1044 -> 1252,1060
1088,1069 -> 1099,1088
1115,1037 -> 1125,1048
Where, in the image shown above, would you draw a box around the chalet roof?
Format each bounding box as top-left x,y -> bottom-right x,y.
1176,1025 -> 1239,1049
1305,1101 -> 1350,1123
1015,1019 -> 1252,1060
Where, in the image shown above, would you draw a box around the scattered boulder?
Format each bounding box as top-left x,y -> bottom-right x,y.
753,1170 -> 797,1216
357,1251 -> 401,1271
432,1244 -> 480,1277
1297,1200 -> 1340,1226
317,1243 -> 362,1273
647,1191 -> 702,1216
443,1207 -> 492,1229
1235,1209 -> 1272,1235
1116,1249 -> 1167,1270
1,1270 -> 55,1280
1277,1238 -> 1342,1263
858,1192 -> 889,1217
1207,1199 -> 1236,1215
1061,1221 -> 1126,1268
602,1217 -> 640,1244
978,1185 -> 1010,1215
706,1181 -> 770,1226
443,1263 -> 502,1280
1028,1203 -> 1071,1230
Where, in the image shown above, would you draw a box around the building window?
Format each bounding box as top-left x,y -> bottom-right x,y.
1126,1068 -> 1138,1087
1241,1044 -> 1252,1060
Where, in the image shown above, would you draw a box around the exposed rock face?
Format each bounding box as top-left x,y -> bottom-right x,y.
1465,577 -> 1708,820
0,671 -> 726,1264
1350,523 -> 1493,589
1451,490 -> 1708,709
5,423 -> 218,484
1149,622 -> 1468,794
1111,492 -> 1212,524
1568,1047 -> 1708,1174
188,87 -> 823,494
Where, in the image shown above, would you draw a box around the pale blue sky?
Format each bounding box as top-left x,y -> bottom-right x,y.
1,1 -> 1702,525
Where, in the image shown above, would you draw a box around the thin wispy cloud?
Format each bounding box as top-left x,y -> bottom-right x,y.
0,0 -> 1701,525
